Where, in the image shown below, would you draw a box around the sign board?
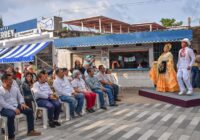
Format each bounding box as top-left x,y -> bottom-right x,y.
15,29 -> 38,37
38,17 -> 54,31
0,29 -> 15,39
0,19 -> 38,40
0,28 -> 38,40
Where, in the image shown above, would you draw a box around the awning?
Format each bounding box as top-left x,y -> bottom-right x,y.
54,29 -> 192,48
0,41 -> 51,63
0,48 -> 12,56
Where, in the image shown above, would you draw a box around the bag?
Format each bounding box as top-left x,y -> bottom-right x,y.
158,61 -> 167,74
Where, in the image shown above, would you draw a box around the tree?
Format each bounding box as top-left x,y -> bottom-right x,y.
160,18 -> 183,27
0,16 -> 3,28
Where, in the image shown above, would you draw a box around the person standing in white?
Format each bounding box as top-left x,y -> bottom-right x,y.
177,38 -> 195,95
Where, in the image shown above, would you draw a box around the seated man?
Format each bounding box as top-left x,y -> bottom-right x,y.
32,71 -> 61,128
71,70 -> 96,113
62,68 -> 73,83
53,68 -> 84,118
86,68 -> 117,110
5,70 -> 21,91
0,73 -> 41,140
97,65 -> 121,101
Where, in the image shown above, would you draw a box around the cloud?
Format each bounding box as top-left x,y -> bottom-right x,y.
0,0 -> 200,26
183,0 -> 200,16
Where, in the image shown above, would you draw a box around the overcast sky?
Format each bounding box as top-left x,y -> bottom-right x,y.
0,0 -> 200,26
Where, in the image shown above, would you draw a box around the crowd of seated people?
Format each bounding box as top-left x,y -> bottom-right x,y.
0,61 -> 121,140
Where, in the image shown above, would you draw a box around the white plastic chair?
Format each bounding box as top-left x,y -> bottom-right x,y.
0,114 -> 26,140
60,101 -> 70,121
31,91 -> 48,129
113,75 -> 124,98
96,92 -> 109,109
60,97 -> 86,120
82,98 -> 87,115
0,115 -> 8,140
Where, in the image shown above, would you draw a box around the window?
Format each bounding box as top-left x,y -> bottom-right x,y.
153,42 -> 181,65
109,51 -> 149,69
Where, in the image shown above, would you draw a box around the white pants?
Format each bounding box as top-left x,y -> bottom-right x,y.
177,68 -> 193,92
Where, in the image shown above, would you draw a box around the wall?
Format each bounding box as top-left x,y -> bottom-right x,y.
112,70 -> 154,87
192,26 -> 200,52
56,49 -> 71,68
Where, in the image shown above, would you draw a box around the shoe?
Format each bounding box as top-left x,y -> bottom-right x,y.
54,121 -> 61,126
1,128 -> 5,135
110,103 -> 118,107
49,121 -> 56,128
115,98 -> 121,102
90,108 -> 96,112
186,91 -> 193,96
178,91 -> 185,96
77,112 -> 83,117
100,107 -> 107,110
71,116 -> 77,119
8,138 -> 15,140
87,109 -> 93,113
27,130 -> 41,136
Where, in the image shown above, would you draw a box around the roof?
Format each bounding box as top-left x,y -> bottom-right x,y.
131,22 -> 166,32
63,16 -> 132,33
54,29 -> 192,48
62,16 -> 165,33
0,19 -> 37,33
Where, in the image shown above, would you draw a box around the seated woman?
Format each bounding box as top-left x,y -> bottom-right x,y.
149,43 -> 179,92
22,72 -> 34,109
71,70 -> 96,113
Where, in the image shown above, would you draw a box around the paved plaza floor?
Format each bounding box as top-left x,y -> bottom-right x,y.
1,88 -> 200,140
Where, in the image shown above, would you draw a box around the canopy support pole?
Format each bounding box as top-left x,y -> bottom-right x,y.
99,18 -> 102,33
110,22 -> 113,33
35,55 -> 38,70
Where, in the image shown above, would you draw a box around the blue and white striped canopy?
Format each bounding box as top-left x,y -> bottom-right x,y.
0,41 -> 51,63
0,48 -> 12,56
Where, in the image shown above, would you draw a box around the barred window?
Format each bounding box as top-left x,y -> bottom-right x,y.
109,51 -> 149,69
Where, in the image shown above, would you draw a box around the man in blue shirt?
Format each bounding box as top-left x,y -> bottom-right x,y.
86,68 -> 117,110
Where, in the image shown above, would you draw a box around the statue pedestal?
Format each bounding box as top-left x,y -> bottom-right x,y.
139,88 -> 200,107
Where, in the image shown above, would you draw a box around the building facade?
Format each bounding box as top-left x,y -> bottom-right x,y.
0,16 -> 62,72
54,29 -> 192,87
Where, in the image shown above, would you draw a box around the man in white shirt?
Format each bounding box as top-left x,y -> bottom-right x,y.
62,68 -> 73,82
0,73 -> 41,140
177,38 -> 195,95
5,70 -> 21,91
53,68 -> 84,118
32,71 -> 61,128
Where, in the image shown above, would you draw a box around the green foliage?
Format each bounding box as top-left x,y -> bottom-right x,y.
160,18 -> 183,27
